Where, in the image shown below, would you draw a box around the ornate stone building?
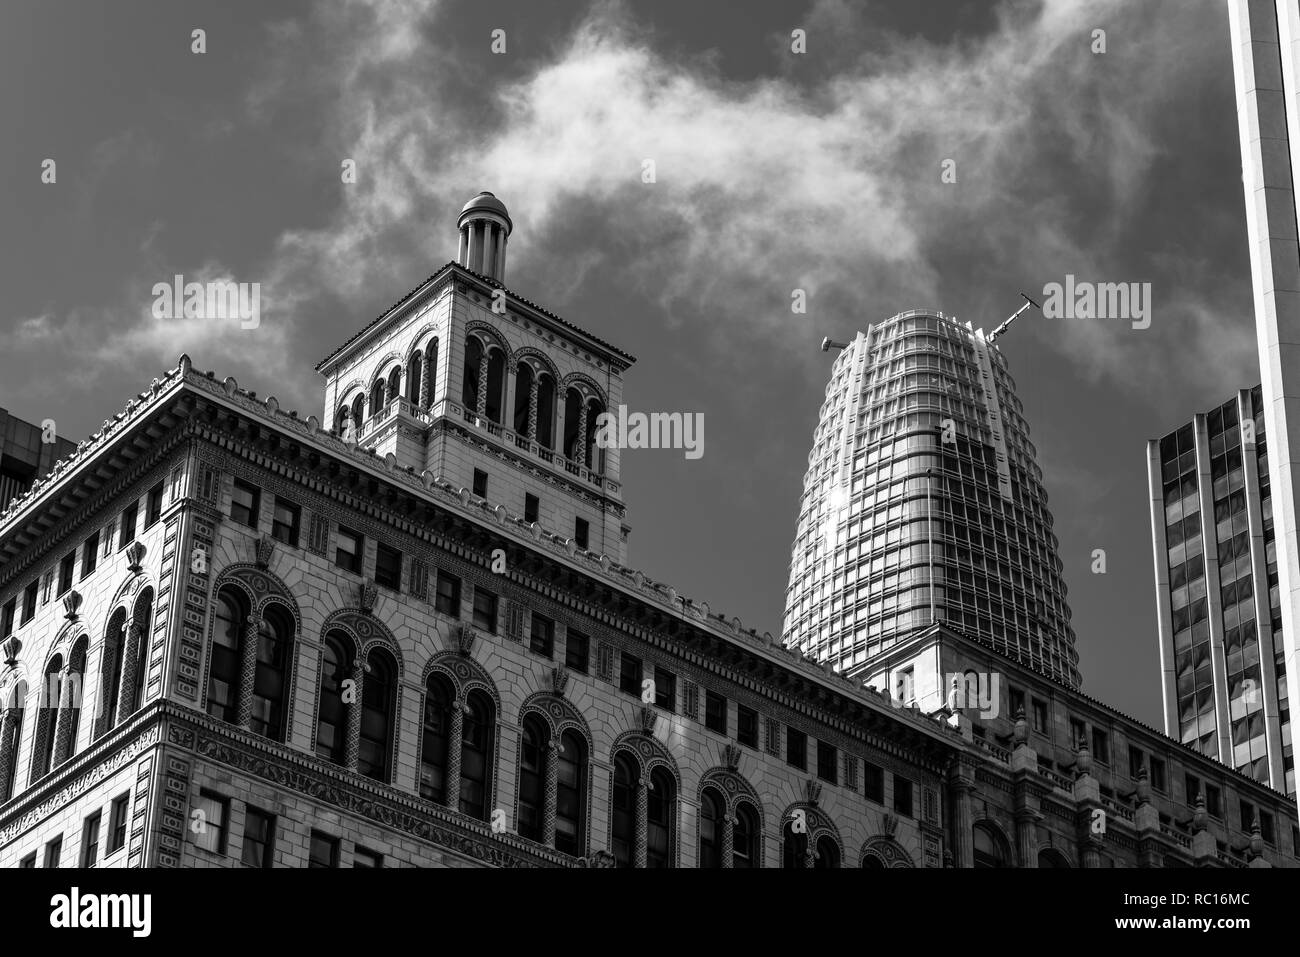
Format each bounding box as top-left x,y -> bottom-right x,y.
0,194 -> 1294,868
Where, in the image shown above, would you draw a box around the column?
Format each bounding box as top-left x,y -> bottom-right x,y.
117,615 -> 145,723
496,229 -> 507,279
424,348 -> 436,410
445,697 -> 465,811
527,377 -> 540,440
476,347 -> 490,418
235,616 -> 261,730
542,739 -> 560,845
634,775 -> 649,868
467,220 -> 481,272
458,226 -> 467,266
503,364 -> 517,433
575,402 -> 589,466
949,771 -> 975,868
51,667 -> 77,765
721,810 -> 735,869
0,708 -> 16,799
418,351 -> 431,409
344,660 -> 365,772
482,223 -> 497,278
1014,808 -> 1039,868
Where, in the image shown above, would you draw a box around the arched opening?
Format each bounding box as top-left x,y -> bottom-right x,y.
59,637 -> 88,765
350,393 -> 366,432
387,366 -> 401,406
127,589 -> 153,717
699,786 -> 724,868
514,363 -> 534,435
611,751 -> 637,867
314,631 -> 353,765
555,729 -> 586,856
335,404 -> 350,437
563,387 -> 582,461
734,803 -> 758,868
358,648 -> 396,783
646,767 -> 675,868
407,352 -> 423,405
426,338 -> 438,408
537,373 -> 556,449
973,822 -> 1011,868
462,337 -> 482,411
2,680 -> 25,801
206,589 -> 244,725
1038,848 -> 1071,868
459,689 -> 493,821
584,397 -> 605,472
370,379 -> 386,418
814,835 -> 840,869
782,819 -> 808,868
420,673 -> 454,804
250,604 -> 291,742
485,348 -> 506,424
97,607 -> 128,739
517,713 -> 546,842
33,655 -> 63,779
862,853 -> 887,869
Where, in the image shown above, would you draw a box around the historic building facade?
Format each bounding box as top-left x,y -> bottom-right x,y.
0,195 -> 1294,868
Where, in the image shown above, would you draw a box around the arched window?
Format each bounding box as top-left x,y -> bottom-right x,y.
407,351 -> 423,404
97,608 -> 127,739
463,337 -> 483,410
59,637 -> 88,765
370,379 -> 386,418
646,767 -> 675,868
814,835 -> 840,869
485,348 -> 506,423
358,649 -> 396,783
584,398 -> 605,472
426,338 -> 438,408
563,388 -> 582,460
734,803 -> 758,868
537,374 -> 556,449
127,590 -> 153,717
517,713 -> 546,841
33,655 -> 63,780
1038,848 -> 1070,868
387,366 -> 401,406
206,590 -> 244,725
350,393 -> 366,431
699,787 -> 724,868
335,404 -> 350,436
459,690 -> 493,820
315,632 -> 352,765
2,681 -> 25,801
514,363 -> 534,435
420,673 -> 454,804
973,822 -> 1010,868
555,729 -> 586,856
782,820 -> 807,868
862,854 -> 886,869
250,606 -> 291,742
611,752 -> 637,867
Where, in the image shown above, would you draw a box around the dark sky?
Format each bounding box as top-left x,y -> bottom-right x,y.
0,0 -> 1258,729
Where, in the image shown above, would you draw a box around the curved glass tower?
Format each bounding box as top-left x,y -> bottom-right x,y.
783,310 -> 1081,687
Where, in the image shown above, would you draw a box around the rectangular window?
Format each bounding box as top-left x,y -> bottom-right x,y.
472,588 -> 498,633
335,526 -> 363,574
375,543 -> 403,590
145,482 -> 164,528
44,836 -> 62,868
473,469 -> 488,497
81,531 -> 98,578
565,629 -> 589,673
524,493 -> 539,524
529,612 -> 555,658
1150,757 -> 1166,792
353,846 -> 383,868
229,480 -> 259,529
1240,800 -> 1255,832
435,571 -> 461,618
619,653 -> 642,696
1031,698 -> 1047,733
654,667 -> 676,713
1,599 -> 15,639
1186,772 -> 1200,805
240,807 -> 276,868
1129,745 -> 1145,780
1009,687 -> 1025,719
18,853 -> 35,869
786,728 -> 807,771
737,704 -> 758,747
309,831 -> 339,868
817,740 -> 838,784
1069,717 -> 1086,750
271,499 -> 300,547
1207,784 -> 1223,818
21,581 -> 37,625
864,762 -> 885,803
574,518 -> 589,550
193,790 -> 228,855
80,812 -> 102,867
57,552 -> 75,597
705,691 -> 727,734
1092,728 -> 1110,765
108,793 -> 130,853
119,502 -> 138,548
894,776 -> 914,817
1261,810 -> 1276,845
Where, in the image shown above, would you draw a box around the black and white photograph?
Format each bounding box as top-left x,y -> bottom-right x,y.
0,0 -> 1295,938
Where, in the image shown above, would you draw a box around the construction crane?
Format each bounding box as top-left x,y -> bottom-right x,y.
988,292 -> 1041,342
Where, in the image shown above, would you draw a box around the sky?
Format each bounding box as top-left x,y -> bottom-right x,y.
0,0 -> 1261,729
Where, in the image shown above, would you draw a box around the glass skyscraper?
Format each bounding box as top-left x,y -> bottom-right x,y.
1148,387 -> 1292,794
783,310 -> 1080,688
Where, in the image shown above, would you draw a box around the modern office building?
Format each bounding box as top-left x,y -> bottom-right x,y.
0,409 -> 74,513
1147,387 -> 1291,795
1227,0 -> 1300,811
0,194 -> 1294,869
782,311 -> 1080,688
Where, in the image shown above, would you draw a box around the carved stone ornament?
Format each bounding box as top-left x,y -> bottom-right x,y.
804,778 -> 822,806
456,623 -> 476,656
62,590 -> 82,622
125,540 -> 146,574
2,636 -> 20,667
550,667 -> 568,696
255,535 -> 275,569
723,743 -> 741,772
639,705 -> 657,735
359,580 -> 377,614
